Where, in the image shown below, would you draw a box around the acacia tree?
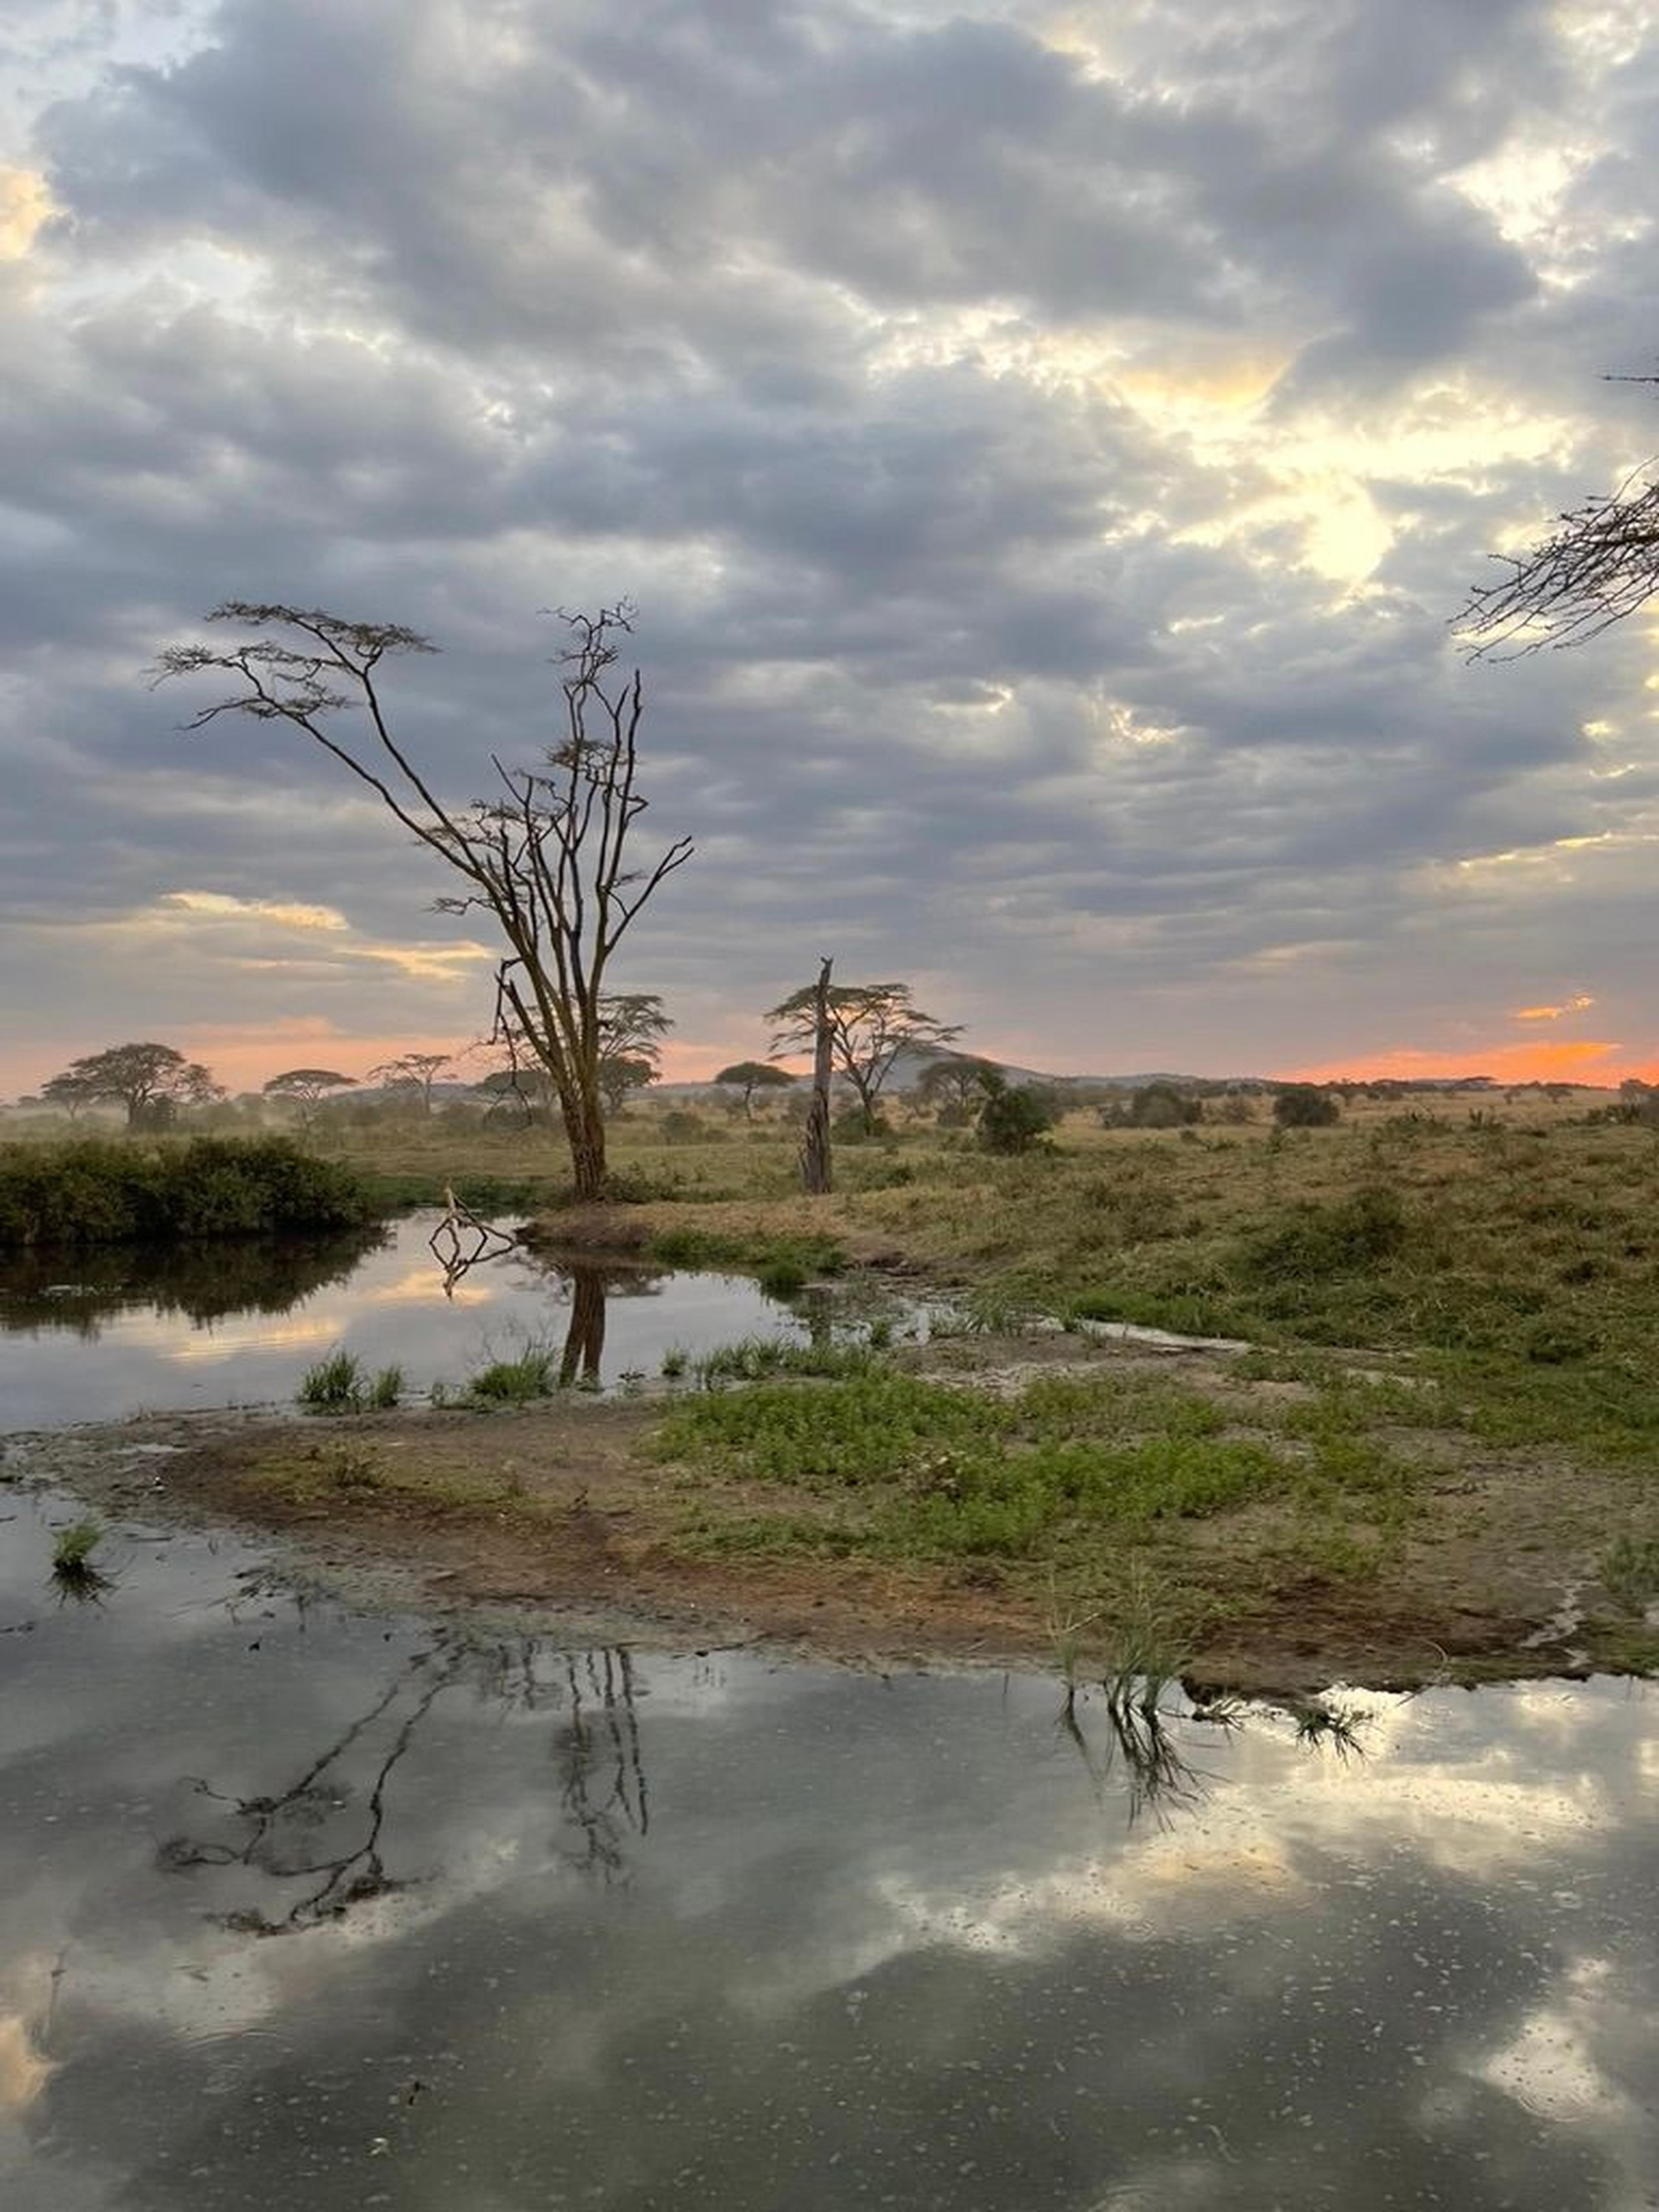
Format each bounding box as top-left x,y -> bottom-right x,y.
1459,374 -> 1659,654
368,1051 -> 453,1116
912,1052 -> 1000,1118
767,980 -> 963,1135
264,1068 -> 357,1124
597,993 -> 671,1113
154,603 -> 693,1202
713,1060 -> 796,1119
45,1042 -> 220,1129
40,1069 -> 100,1120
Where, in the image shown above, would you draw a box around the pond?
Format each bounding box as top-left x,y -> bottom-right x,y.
0,1213 -> 823,1429
0,1486 -> 1653,2209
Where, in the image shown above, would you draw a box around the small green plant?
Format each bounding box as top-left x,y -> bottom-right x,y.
1289,1698 -> 1367,1758
1096,1561 -> 1193,1716
368,1364 -> 404,1409
866,1317 -> 895,1352
467,1345 -> 558,1404
692,1337 -> 874,1389
299,1348 -> 365,1412
51,1520 -> 111,1595
1602,1533 -> 1659,1615
757,1257 -> 808,1297
324,1445 -> 383,1491
660,1344 -> 690,1380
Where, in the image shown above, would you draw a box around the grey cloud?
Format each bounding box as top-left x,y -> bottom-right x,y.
4,0 -> 1659,1078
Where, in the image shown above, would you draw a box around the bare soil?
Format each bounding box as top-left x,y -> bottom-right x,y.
7,1328 -> 1644,1694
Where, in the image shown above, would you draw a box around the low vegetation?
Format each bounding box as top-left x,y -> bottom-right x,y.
51,1519 -> 111,1595
12,1087 -> 1659,1683
298,1351 -> 403,1413
0,1136 -> 373,1247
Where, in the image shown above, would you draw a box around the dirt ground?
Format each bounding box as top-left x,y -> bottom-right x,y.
7,1327 -> 1641,1695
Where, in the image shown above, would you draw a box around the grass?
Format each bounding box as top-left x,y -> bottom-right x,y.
650,1363 -> 1426,1577
51,1519 -> 111,1594
1602,1534 -> 1659,1615
690,1336 -> 876,1389
298,1351 -> 404,1413
467,1346 -> 559,1403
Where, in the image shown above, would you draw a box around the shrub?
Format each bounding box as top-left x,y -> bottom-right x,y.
1128,1084 -> 1202,1129
1273,1086 -> 1340,1129
978,1080 -> 1059,1155
0,1136 -> 374,1247
1237,1187 -> 1408,1281
468,1346 -> 558,1402
299,1349 -> 366,1411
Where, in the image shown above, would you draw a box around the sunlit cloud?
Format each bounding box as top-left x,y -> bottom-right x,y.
0,168 -> 51,261
0,2014 -> 52,2113
164,890 -> 349,933
1513,995 -> 1596,1022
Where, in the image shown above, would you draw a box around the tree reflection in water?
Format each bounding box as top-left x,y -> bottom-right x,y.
156,1637 -> 652,1932
0,1227 -> 387,1337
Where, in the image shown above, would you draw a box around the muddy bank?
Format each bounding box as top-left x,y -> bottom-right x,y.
5,1324 -> 1642,1694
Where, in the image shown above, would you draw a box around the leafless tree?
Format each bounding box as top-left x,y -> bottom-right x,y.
154,602 -> 692,1202
1458,375 -> 1659,655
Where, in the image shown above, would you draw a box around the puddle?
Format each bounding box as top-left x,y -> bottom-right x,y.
0,1490 -> 1654,2208
0,1214 -> 832,1429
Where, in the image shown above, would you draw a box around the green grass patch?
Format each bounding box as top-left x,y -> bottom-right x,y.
692,1337 -> 877,1389
298,1350 -> 403,1413
467,1346 -> 559,1403
651,1365 -> 1427,1571
1602,1534 -> 1659,1614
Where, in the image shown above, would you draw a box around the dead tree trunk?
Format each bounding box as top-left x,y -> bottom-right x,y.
799,956 -> 834,1196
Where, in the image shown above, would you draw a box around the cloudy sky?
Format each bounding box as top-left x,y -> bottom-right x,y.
4,0 -> 1659,1095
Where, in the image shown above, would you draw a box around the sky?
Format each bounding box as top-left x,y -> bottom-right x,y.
3,0 -> 1659,1096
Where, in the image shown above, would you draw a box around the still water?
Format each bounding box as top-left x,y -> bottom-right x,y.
0,1483 -> 1654,2210
0,1214 -> 809,1428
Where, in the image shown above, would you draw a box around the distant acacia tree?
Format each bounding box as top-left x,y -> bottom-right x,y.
367,1051 -> 452,1116
596,994 -> 671,1114
1459,373 -> 1659,654
912,1052 -> 1001,1119
264,1068 -> 357,1124
40,1069 -> 101,1120
767,981 -> 963,1135
44,1042 -> 221,1129
154,602 -> 692,1203
713,1061 -> 796,1119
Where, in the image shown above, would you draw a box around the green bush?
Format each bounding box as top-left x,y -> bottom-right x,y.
978,1081 -> 1058,1154
1273,1086 -> 1341,1129
0,1137 -> 374,1247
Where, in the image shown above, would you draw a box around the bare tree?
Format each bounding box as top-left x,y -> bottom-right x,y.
1458,374 -> 1659,655
767,978 -> 963,1135
154,603 -> 693,1202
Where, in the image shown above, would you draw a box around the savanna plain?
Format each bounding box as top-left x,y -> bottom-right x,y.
10,1084 -> 1657,1697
